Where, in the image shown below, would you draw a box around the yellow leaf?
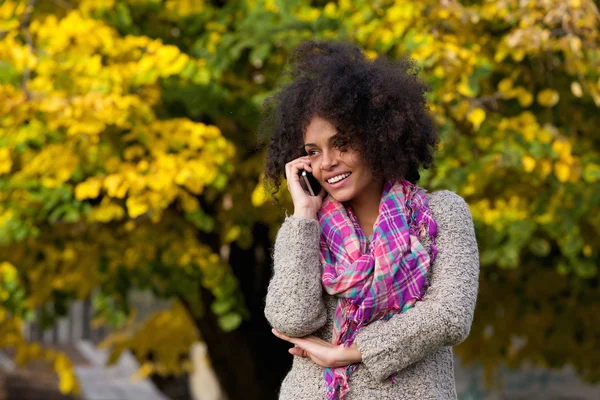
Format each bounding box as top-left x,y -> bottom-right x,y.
251,182 -> 268,207
126,197 -> 149,218
0,262 -> 18,281
494,46 -> 507,63
161,53 -> 190,77
175,169 -> 191,185
224,225 -> 241,243
54,354 -> 77,394
512,49 -> 525,62
498,78 -> 513,94
379,29 -> 394,45
433,65 -> 445,78
539,160 -> 552,179
538,128 -> 553,144
104,174 -> 123,196
522,155 -> 536,173
324,2 -> 337,18
554,161 -> 570,182
178,189 -> 199,212
571,82 -> 583,98
0,148 -> 12,175
438,9 -> 450,19
537,89 -> 560,107
552,139 -> 572,160
363,49 -> 377,60
89,199 -> 125,222
467,108 -> 486,131
74,177 -> 102,200
515,88 -> 533,107
457,76 -> 475,97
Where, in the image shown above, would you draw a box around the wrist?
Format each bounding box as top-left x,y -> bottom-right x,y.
348,343 -> 362,363
336,343 -> 362,366
293,208 -> 317,220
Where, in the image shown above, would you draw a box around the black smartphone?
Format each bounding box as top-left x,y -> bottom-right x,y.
299,170 -> 321,196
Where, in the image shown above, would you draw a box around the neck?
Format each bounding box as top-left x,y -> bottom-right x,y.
348,179 -> 384,237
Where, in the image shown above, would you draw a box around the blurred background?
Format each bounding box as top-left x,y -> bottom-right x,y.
0,0 -> 599,399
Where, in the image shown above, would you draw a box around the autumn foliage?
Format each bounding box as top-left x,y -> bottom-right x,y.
1,0 -> 599,395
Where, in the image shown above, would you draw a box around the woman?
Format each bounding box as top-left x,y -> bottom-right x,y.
261,40 -> 479,399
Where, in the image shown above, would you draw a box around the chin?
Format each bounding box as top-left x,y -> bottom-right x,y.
326,189 -> 354,203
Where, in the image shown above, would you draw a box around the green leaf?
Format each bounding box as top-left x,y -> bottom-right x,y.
467,73 -> 481,97
480,248 -> 499,266
0,61 -> 21,85
217,312 -> 242,332
529,238 -> 551,257
184,209 -> 215,232
212,274 -> 238,298
249,43 -> 271,64
210,296 -> 237,316
212,174 -> 228,190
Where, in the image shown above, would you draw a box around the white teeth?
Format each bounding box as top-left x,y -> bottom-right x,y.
327,173 -> 351,184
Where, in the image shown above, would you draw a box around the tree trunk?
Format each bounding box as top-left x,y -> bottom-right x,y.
193,223 -> 292,400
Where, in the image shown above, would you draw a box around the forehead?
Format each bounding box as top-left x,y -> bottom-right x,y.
304,116 -> 337,144
304,116 -> 337,143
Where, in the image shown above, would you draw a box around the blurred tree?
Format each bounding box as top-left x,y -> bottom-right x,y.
0,0 -> 599,397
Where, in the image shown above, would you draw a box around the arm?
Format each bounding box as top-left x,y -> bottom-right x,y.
264,215 -> 327,337
353,190 -> 480,382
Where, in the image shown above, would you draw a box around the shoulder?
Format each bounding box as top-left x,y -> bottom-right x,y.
425,189 -> 468,210
425,190 -> 473,228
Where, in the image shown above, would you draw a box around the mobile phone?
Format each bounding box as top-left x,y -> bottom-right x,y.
299,170 -> 321,197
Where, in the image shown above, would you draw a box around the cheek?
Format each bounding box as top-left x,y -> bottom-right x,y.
343,150 -> 363,168
311,160 -> 323,180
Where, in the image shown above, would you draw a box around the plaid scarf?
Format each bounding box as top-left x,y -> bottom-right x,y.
317,179 -> 439,399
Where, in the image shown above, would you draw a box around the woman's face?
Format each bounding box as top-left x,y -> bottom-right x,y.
303,115 -> 378,203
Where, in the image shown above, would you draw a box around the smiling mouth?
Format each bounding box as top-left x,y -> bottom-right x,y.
326,172 -> 351,185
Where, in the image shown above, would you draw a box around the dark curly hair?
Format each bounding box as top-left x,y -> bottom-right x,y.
259,39 -> 439,197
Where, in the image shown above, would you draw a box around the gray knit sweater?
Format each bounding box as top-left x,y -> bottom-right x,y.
264,190 -> 480,399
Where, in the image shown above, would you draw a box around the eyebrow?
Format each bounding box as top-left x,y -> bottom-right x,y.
303,134 -> 338,148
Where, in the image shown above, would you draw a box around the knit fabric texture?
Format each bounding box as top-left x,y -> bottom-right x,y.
264,190 -> 480,399
318,180 -> 438,399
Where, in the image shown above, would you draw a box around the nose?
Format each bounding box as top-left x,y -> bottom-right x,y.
320,149 -> 338,171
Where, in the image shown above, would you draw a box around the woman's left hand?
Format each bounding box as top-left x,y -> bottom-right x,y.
271,328 -> 362,368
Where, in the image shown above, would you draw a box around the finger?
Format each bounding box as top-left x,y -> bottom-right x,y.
274,331 -> 319,357
285,164 -> 315,200
288,347 -> 307,357
286,159 -> 313,175
272,328 -> 296,345
294,344 -> 308,357
272,330 -> 326,358
291,162 -> 313,174
285,156 -> 310,168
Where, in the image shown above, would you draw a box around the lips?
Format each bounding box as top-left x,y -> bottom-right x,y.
326,172 -> 351,188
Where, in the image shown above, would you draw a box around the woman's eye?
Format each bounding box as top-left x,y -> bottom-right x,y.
307,150 -> 319,156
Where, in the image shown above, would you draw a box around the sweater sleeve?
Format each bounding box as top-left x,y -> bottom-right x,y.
264,215 -> 327,337
353,190 -> 480,382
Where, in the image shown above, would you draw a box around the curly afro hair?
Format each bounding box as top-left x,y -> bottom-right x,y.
259,39 -> 439,197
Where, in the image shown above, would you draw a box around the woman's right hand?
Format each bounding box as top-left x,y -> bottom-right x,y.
285,156 -> 326,220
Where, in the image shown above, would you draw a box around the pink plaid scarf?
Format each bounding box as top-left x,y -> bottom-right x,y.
317,179 -> 438,399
